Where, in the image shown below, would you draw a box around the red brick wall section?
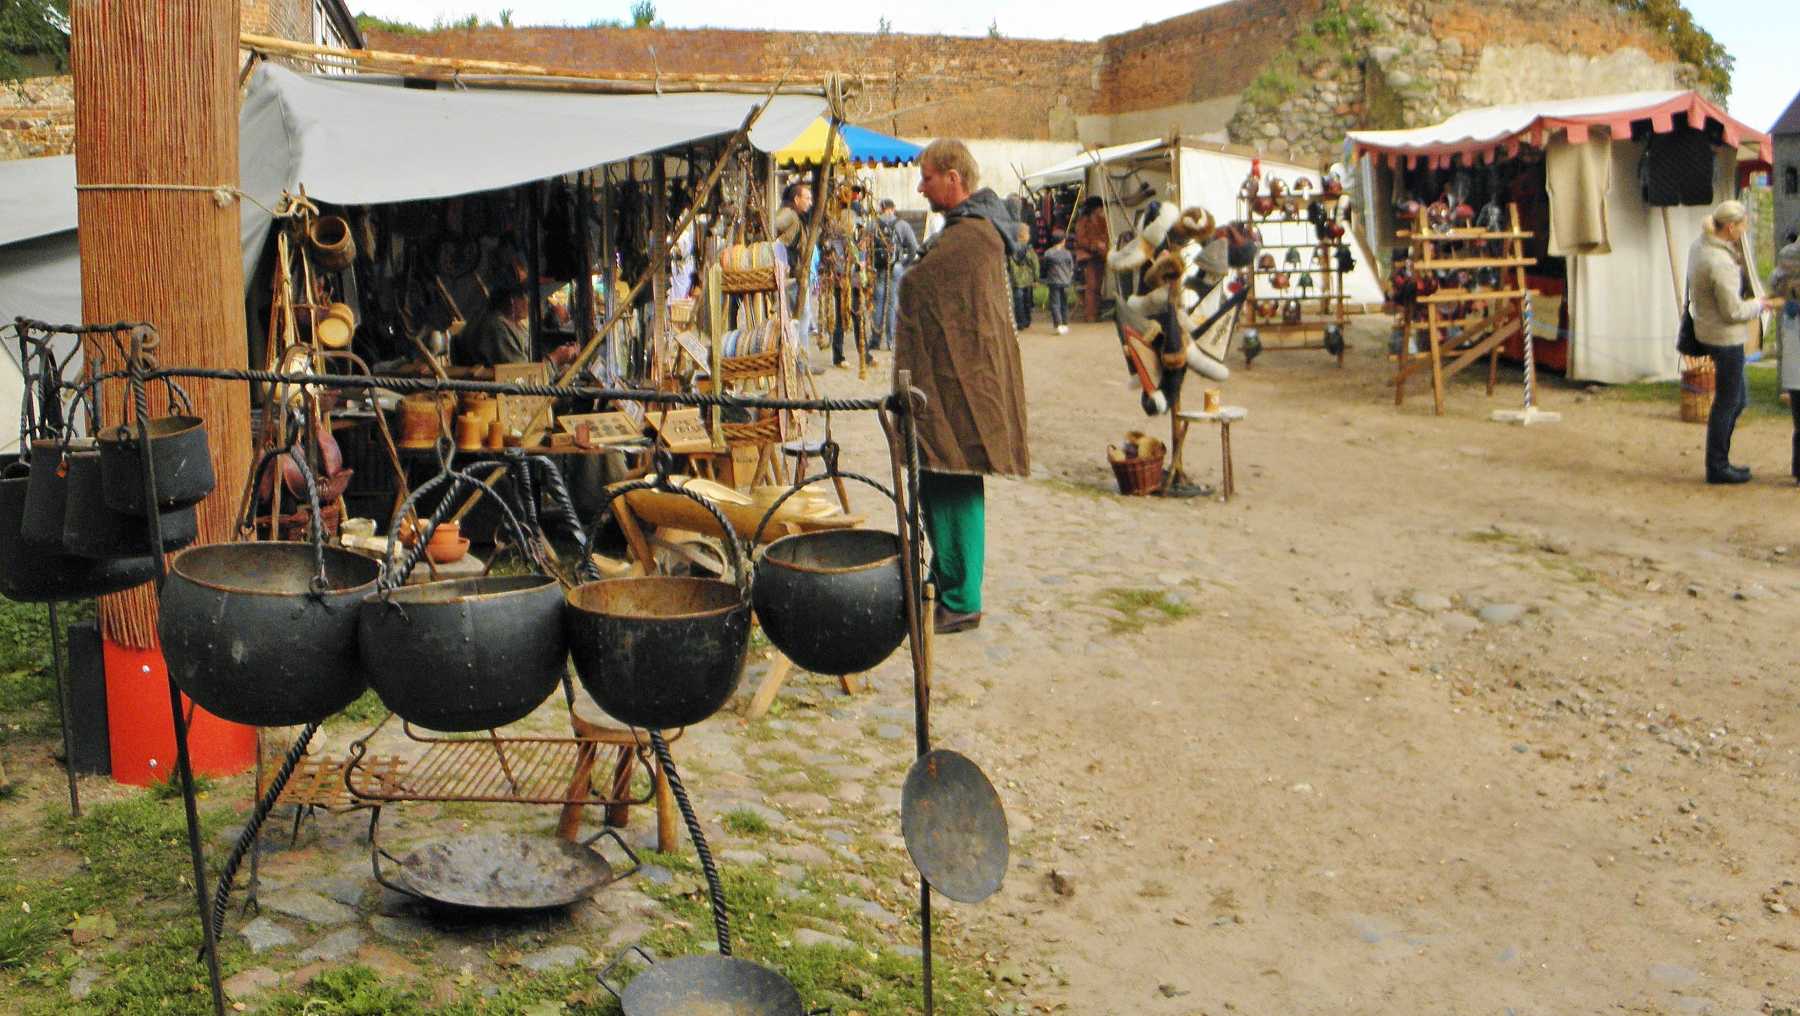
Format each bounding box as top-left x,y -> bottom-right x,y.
363,26 -> 1101,141
242,0 -> 312,46
1097,0 -> 1325,114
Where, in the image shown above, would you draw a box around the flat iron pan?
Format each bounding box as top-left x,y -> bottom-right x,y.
620,955 -> 803,1016
394,832 -> 613,910
900,749 -> 1008,904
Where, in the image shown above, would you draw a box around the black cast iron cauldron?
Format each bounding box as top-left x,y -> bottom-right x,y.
97,416 -> 214,513
565,576 -> 751,730
752,529 -> 906,676
61,447 -> 197,559
20,438 -> 79,546
160,542 -> 380,727
0,465 -> 155,603
359,575 -> 567,732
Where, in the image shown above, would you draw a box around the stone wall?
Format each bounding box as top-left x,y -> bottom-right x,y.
363,25 -> 1101,142
0,76 -> 74,159
241,0 -> 312,48
1226,0 -> 1691,164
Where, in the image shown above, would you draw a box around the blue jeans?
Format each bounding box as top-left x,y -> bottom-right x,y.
1012,286 -> 1033,329
1706,343 -> 1747,474
1048,285 -> 1069,326
871,264 -> 904,349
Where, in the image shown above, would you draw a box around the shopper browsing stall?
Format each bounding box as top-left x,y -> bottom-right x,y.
895,139 -> 1030,634
1685,200 -> 1784,485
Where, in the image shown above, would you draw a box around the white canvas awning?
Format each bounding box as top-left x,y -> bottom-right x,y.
0,63 -> 825,452
1021,139 -> 1167,189
1347,90 -> 1771,167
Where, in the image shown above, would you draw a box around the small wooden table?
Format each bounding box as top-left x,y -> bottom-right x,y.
1175,406 -> 1246,500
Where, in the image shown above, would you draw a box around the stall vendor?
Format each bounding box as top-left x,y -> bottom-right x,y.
455,279 -> 577,376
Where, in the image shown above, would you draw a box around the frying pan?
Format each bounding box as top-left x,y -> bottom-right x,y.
900,749 -> 1009,904
599,946 -> 828,1016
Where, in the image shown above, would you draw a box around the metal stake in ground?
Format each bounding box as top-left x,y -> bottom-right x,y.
130,344 -> 227,1016
46,601 -> 79,817
1491,288 -> 1560,426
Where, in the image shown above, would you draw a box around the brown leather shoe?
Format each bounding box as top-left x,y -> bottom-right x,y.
933,605 -> 982,634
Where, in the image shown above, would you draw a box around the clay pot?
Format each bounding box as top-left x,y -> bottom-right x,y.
308,215 -> 356,272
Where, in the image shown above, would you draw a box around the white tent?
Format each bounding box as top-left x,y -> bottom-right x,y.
1022,138 -> 1388,311
0,63 -> 824,453
1348,90 -> 1772,384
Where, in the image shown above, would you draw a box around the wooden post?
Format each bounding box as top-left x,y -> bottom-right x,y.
72,0 -> 253,649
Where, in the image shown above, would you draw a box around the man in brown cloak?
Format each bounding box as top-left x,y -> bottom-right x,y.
894,139 -> 1030,633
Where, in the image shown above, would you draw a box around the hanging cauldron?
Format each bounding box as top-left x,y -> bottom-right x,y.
61,446 -> 197,558
752,529 -> 906,676
160,542 -> 380,726
359,575 -> 567,732
565,576 -> 750,730
21,438 -> 80,546
97,416 -> 214,513
0,465 -> 155,603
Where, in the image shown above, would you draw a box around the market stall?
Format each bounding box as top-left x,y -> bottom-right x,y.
1348,90 -> 1773,386
1,40 -> 1018,1016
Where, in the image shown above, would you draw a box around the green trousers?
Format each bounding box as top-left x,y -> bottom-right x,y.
919,471 -> 985,614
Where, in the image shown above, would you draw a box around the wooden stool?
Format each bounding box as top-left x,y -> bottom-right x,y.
1176,406 -> 1246,500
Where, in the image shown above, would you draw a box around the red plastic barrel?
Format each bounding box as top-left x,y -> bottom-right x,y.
104,640 -> 256,786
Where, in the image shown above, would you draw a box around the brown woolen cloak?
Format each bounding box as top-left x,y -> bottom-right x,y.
894,216 -> 1030,477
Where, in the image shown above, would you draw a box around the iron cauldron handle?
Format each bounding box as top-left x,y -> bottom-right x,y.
576,471 -> 749,600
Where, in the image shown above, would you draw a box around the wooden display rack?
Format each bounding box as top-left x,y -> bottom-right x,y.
1393,203 -> 1536,415
1235,194 -> 1352,367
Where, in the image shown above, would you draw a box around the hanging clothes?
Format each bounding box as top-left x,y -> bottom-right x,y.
1546,138 -> 1612,256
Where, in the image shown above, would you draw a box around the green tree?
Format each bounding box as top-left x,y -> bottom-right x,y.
1612,0 -> 1733,99
631,0 -> 659,28
498,7 -> 513,27
0,0 -> 69,85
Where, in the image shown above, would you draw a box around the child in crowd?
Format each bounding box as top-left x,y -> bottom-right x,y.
1008,222 -> 1039,332
1040,233 -> 1074,335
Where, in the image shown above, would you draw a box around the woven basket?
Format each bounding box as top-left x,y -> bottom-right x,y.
720,266 -> 780,294
1679,357 -> 1715,423
723,415 -> 784,445
1109,454 -> 1164,496
721,349 -> 782,381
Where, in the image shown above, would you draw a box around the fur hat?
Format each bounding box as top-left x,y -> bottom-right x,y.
1168,207 -> 1216,246
1107,200 -> 1181,274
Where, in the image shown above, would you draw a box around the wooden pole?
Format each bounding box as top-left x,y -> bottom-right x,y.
73,0 -> 252,650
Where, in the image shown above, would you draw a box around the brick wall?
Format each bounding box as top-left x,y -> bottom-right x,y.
241,0 -> 312,47
364,25 -> 1101,141
1096,0 -> 1324,115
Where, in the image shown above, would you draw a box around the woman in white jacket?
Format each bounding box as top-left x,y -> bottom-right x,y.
1686,200 -> 1784,484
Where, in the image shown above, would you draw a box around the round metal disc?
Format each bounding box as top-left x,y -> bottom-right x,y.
621,955 -> 802,1016
395,833 -> 612,910
900,749 -> 1008,904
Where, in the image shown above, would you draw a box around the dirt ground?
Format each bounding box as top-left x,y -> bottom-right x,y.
816,315 -> 1800,1016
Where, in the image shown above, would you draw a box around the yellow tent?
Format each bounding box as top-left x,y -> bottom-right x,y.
772,118 -> 923,168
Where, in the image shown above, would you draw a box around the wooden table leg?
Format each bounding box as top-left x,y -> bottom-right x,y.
612,498 -> 657,575
839,673 -> 862,696
652,749 -> 677,853
1220,422 -> 1234,500
744,651 -> 795,720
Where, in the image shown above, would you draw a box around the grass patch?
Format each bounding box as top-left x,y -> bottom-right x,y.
633,850 -> 992,1015
723,808 -> 771,836
1608,363 -> 1789,419
148,773 -> 216,801
325,688 -> 391,729
1098,587 -> 1195,634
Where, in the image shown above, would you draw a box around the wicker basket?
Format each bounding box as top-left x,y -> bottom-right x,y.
1679,357 -> 1715,423
1109,453 -> 1165,496
720,266 -> 780,294
721,349 -> 782,381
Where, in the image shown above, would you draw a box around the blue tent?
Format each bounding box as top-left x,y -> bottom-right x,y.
774,119 -> 922,167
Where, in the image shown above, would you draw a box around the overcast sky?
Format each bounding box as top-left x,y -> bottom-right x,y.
353,0 -> 1798,131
